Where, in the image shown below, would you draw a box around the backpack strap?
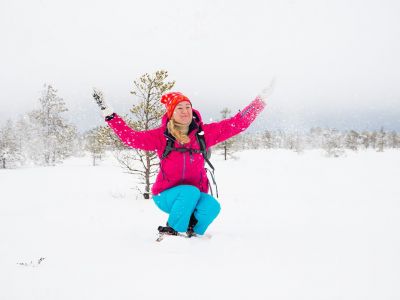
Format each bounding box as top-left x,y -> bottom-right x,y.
195,130 -> 215,171
162,138 -> 175,159
196,127 -> 218,197
161,126 -> 219,198
206,168 -> 219,198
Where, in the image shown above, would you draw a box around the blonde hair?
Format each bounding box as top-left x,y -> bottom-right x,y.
167,119 -> 190,144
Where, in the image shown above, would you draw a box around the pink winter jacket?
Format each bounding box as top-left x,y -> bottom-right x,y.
106,97 -> 266,195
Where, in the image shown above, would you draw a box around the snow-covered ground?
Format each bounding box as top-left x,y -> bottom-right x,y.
1,149 -> 399,300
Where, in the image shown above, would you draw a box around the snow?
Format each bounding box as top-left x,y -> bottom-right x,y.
1,149 -> 400,299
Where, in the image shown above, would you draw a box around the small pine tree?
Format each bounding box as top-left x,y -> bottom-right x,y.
360,131 -> 370,149
293,132 -> 305,154
387,131 -> 399,148
14,115 -> 30,164
376,127 -> 386,152
111,70 -> 175,199
84,126 -> 107,166
0,120 -> 22,168
262,130 -> 274,149
28,84 -> 77,165
217,108 -> 237,160
322,128 -> 344,157
345,130 -> 360,151
369,131 -> 378,149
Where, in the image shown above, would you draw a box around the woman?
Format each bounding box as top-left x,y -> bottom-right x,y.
93,85 -> 272,237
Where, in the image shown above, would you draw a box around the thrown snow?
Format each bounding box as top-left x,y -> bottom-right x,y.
1,149 -> 399,300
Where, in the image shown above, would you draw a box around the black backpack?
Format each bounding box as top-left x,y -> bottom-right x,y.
161,124 -> 218,197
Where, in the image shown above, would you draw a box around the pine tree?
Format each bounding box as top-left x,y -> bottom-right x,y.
112,70 -> 175,199
308,127 -> 324,149
360,131 -> 370,149
217,108 -> 237,160
14,115 -> 30,162
369,131 -> 378,149
262,130 -> 275,149
293,132 -> 305,153
28,84 -> 77,165
0,120 -> 21,168
376,127 -> 386,152
345,130 -> 360,151
84,126 -> 107,166
322,128 -> 344,157
388,131 -> 400,148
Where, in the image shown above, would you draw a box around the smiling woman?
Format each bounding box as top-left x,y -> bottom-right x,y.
162,92 -> 193,145
92,85 -> 272,239
172,101 -> 193,125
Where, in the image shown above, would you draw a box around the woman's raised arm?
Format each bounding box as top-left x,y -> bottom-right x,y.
92,88 -> 162,152
202,80 -> 274,148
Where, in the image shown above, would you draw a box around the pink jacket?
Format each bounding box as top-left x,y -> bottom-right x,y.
106,97 -> 266,195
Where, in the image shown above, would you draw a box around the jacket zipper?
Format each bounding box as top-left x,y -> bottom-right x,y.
181,152 -> 186,182
189,151 -> 194,163
160,163 -> 170,182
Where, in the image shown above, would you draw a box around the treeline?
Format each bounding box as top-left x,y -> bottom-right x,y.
1,83 -> 400,169
230,127 -> 400,157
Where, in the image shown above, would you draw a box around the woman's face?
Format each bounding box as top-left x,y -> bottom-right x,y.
172,101 -> 193,125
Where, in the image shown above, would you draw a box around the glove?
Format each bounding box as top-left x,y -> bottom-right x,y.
92,88 -> 114,118
258,77 -> 276,103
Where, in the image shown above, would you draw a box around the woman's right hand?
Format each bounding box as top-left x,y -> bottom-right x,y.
92,88 -> 114,117
258,77 -> 276,104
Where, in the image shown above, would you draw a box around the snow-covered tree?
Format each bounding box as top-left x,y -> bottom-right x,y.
111,70 -> 175,199
359,131 -> 371,149
376,127 -> 386,152
28,84 -> 77,165
322,128 -> 344,157
283,131 -> 305,153
217,107 -> 237,160
14,115 -> 30,161
84,126 -> 108,166
262,130 -> 275,149
293,132 -> 305,153
387,131 -> 400,148
308,127 -> 325,149
345,130 -> 360,151
0,120 -> 22,168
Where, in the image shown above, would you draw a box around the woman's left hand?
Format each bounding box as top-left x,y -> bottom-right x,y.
92,88 -> 114,117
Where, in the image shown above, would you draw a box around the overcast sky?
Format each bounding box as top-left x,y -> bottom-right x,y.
1,0 -> 399,132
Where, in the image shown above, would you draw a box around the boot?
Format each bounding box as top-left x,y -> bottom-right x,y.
186,213 -> 198,238
158,223 -> 178,235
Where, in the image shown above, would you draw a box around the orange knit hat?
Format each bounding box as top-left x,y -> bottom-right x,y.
160,92 -> 192,119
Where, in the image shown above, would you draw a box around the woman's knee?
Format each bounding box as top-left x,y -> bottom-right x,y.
197,194 -> 221,217
210,200 -> 221,217
179,185 -> 201,200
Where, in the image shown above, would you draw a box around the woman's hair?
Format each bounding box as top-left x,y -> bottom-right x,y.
167,118 -> 190,144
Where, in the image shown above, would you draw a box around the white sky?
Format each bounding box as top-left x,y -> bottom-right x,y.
1,0 -> 400,131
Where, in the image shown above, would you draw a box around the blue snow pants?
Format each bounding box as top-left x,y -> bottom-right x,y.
152,185 -> 221,235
